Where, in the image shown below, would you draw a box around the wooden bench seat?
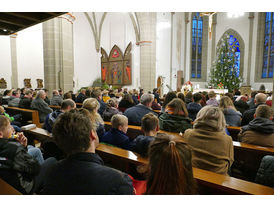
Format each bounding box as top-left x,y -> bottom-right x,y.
5,106 -> 41,128
0,178 -> 22,195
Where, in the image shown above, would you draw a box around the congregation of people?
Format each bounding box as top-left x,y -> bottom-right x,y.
0,85 -> 273,195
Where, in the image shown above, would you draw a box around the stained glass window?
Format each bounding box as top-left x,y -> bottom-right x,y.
191,13 -> 203,78
228,35 -> 241,77
262,12 -> 274,78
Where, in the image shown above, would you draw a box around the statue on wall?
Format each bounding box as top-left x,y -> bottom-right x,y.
36,79 -> 43,89
100,42 -> 132,86
24,79 -> 32,88
0,78 -> 7,89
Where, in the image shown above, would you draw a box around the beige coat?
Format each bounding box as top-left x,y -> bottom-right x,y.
238,130 -> 274,148
184,126 -> 234,175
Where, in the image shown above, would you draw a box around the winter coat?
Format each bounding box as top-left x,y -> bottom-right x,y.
255,155 -> 274,188
184,123 -> 234,175
159,112 -> 192,133
247,97 -> 256,109
206,98 -> 219,106
44,110 -> 64,133
75,93 -> 86,103
19,97 -> 32,109
124,104 -> 158,126
8,98 -> 20,107
0,138 -> 40,194
133,135 -> 155,157
187,102 -> 202,121
50,95 -> 63,106
31,97 -> 53,123
103,106 -> 122,121
238,117 -> 274,147
241,103 -> 266,126
98,99 -> 107,116
41,152 -> 134,194
101,128 -> 136,151
223,108 -> 242,126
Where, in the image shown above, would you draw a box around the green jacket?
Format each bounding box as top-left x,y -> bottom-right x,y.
159,112 -> 192,133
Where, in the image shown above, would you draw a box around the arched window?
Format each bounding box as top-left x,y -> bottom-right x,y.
228,34 -> 241,77
262,12 -> 274,78
191,12 -> 203,78
190,13 -> 208,82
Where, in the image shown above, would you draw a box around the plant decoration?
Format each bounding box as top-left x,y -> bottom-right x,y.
182,81 -> 193,95
209,34 -> 243,92
217,82 -> 224,89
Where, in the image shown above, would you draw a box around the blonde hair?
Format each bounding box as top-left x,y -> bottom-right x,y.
219,96 -> 236,111
82,98 -> 104,125
106,98 -> 118,108
111,114 -> 128,129
194,106 -> 226,132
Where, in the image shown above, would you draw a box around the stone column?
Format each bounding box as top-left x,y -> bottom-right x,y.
137,13 -> 157,92
10,33 -> 18,88
247,12 -> 255,86
42,13 -> 75,97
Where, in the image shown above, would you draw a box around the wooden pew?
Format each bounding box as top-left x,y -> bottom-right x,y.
0,178 -> 22,195
227,126 -> 241,141
22,127 -> 274,195
49,105 -> 61,110
5,107 -> 41,128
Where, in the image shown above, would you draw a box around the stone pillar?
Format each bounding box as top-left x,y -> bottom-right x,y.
10,33 -> 18,88
137,13 -> 157,92
42,13 -> 75,97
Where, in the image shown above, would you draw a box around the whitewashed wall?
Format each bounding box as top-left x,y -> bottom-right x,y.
73,12 -> 140,92
16,24 -> 44,89
0,36 -> 12,89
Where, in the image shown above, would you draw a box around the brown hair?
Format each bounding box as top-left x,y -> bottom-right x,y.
166,98 -> 189,117
141,113 -> 159,133
64,92 -> 72,99
219,96 -> 237,111
255,105 -> 273,119
177,92 -> 185,102
145,133 -> 196,195
122,93 -> 134,104
162,91 -> 177,108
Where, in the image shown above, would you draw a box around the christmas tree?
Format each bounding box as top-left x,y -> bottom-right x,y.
209,35 -> 242,92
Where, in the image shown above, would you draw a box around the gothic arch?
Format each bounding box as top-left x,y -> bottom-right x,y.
217,29 -> 245,77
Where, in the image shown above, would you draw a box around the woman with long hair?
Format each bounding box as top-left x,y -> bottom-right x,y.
145,133 -> 196,195
82,98 -> 105,139
184,106 -> 234,175
219,96 -> 242,126
161,91 -> 177,112
159,98 -> 192,133
118,93 -> 135,112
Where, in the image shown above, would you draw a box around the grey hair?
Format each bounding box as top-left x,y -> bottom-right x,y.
36,90 -> 45,99
140,93 -> 155,106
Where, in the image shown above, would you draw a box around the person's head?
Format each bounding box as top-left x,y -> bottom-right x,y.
36,90 -> 46,100
208,91 -> 216,99
63,92 -> 72,100
43,89 -> 49,95
106,98 -> 119,108
255,93 -> 267,105
153,88 -> 158,94
251,91 -> 258,99
193,93 -> 202,104
234,90 -> 241,96
163,91 -> 177,108
21,88 -> 26,94
61,99 -> 76,112
177,92 -> 185,102
52,90 -> 59,96
195,106 -> 226,132
0,106 -> 5,114
0,116 -> 13,139
82,98 -> 103,124
58,89 -> 63,95
166,98 -> 188,117
111,114 -> 128,134
92,89 -> 102,99
219,96 -> 236,111
140,93 -> 154,108
3,90 -> 11,96
25,90 -> 33,98
141,113 -> 159,135
145,133 -> 196,195
80,88 -> 86,95
225,93 -> 233,101
185,92 -> 193,100
255,105 -> 273,120
85,89 -> 92,98
12,91 -> 20,98
122,93 -> 134,104
52,110 -> 98,155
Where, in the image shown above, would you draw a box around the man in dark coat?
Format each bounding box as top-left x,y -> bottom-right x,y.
241,93 -> 267,126
124,93 -> 157,126
187,93 -> 202,121
40,110 -> 133,195
19,90 -> 33,109
75,88 -> 86,103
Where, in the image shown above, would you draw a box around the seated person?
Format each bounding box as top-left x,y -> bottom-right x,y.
238,105 -> 274,147
0,116 -> 40,194
145,133 -> 196,194
187,92 -> 202,121
161,91 -> 177,112
219,96 -> 242,126
103,98 -> 122,121
31,90 -> 53,123
184,91 -> 193,105
91,89 -> 106,116
19,89 -> 33,109
118,93 -> 135,112
241,93 -> 267,126
234,95 -> 249,115
50,90 -> 63,106
44,99 -> 76,133
40,111 -> 133,194
75,88 -> 86,103
8,90 -> 21,107
255,155 -> 274,188
0,106 -> 22,129
1,89 -> 12,106
124,93 -> 158,126
159,98 -> 192,133
184,106 -> 234,175
133,113 -> 159,157
206,91 -> 219,106
83,98 -> 105,140
101,114 -> 136,151
151,98 -> 161,110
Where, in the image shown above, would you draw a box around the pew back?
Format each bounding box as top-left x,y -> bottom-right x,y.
0,178 -> 22,195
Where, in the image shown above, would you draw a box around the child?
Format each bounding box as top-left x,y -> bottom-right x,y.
101,114 -> 136,151
133,113 -> 159,157
0,106 -> 22,130
206,91 -> 219,106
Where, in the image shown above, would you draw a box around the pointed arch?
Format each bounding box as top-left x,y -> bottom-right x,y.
217,29 -> 245,77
